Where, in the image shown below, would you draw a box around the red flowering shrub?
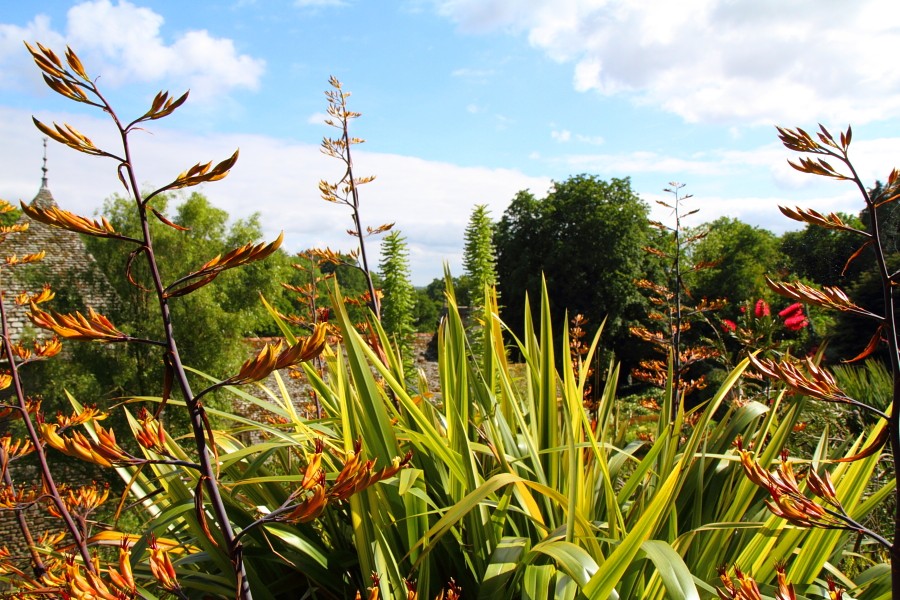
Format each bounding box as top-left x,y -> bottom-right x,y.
778,302 -> 808,331
754,299 -> 770,318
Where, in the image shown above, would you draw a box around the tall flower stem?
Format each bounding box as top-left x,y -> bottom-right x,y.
97,88 -> 252,600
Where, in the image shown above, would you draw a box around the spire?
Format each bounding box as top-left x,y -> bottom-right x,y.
41,138 -> 49,190
32,138 -> 57,209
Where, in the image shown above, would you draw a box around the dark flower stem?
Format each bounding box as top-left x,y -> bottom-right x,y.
94,86 -> 253,600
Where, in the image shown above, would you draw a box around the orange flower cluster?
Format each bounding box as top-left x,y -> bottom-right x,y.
275,439 -> 411,524
735,440 -> 845,529
49,481 -> 110,520
40,422 -> 131,468
718,563 -> 844,600
354,576 -> 461,600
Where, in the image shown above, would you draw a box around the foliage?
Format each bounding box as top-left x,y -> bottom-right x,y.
461,204 -> 497,300
631,182 -> 723,413
378,230 -> 416,372
687,216 -> 783,304
494,175 -> 652,372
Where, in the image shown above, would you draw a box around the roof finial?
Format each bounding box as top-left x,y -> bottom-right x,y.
40,138 -> 49,190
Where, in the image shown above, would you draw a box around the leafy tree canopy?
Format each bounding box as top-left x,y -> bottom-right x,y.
84,191 -> 292,398
495,175 -> 652,369
686,216 -> 783,305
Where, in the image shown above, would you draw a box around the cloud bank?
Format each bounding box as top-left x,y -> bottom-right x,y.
0,106 -> 550,284
435,0 -> 900,126
0,0 -> 265,101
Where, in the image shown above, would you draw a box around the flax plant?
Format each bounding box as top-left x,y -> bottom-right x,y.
729,124 -> 899,597
631,182 -> 723,416
19,43 -> 327,599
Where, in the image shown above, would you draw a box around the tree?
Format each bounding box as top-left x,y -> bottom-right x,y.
461,204 -> 497,302
83,191 -> 291,401
378,230 -> 415,369
494,175 -> 652,371
686,217 -> 783,305
780,211 -> 869,287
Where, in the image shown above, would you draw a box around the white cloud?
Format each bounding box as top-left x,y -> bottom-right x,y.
0,1 -> 264,101
434,0 -> 900,126
0,15 -> 66,89
576,134 -> 604,145
551,129 -> 571,142
0,106 -> 549,284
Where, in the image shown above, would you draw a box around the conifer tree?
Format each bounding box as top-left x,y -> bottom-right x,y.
378,230 -> 415,369
462,204 -> 497,297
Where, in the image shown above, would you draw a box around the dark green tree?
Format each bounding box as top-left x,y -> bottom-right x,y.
780,211 -> 870,287
494,175 -> 652,371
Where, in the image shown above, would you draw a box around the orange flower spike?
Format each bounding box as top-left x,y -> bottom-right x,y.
149,536 -> 181,593
717,565 -> 763,600
40,422 -> 98,464
770,454 -> 803,496
300,439 -> 325,490
62,556 -> 119,600
283,484 -> 328,523
0,434 -> 35,461
826,578 -> 845,600
135,409 -> 166,452
9,343 -> 31,361
93,425 -> 131,464
35,336 -> 63,358
56,405 -> 104,428
806,467 -> 841,507
107,539 -> 135,594
29,303 -> 128,342
774,564 -> 797,600
274,323 -> 328,369
40,422 -> 130,467
735,566 -> 764,599
734,440 -> 772,489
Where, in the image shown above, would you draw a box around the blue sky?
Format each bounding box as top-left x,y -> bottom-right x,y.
2,0 -> 899,283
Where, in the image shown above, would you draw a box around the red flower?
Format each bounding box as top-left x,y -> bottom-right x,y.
778,303 -> 808,331
754,299 -> 770,318
783,314 -> 809,331
722,319 -> 737,332
778,303 -> 803,318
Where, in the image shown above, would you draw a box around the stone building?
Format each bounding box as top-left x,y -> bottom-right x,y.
2,142 -> 116,341
0,144 -> 117,566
